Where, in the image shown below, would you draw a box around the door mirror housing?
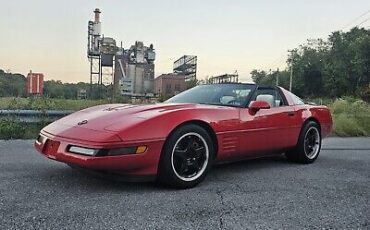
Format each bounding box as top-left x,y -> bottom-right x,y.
249,100 -> 270,113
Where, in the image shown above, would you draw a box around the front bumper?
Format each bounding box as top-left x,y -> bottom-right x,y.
35,131 -> 165,177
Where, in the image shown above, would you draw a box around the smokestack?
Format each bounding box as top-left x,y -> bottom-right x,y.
94,8 -> 101,23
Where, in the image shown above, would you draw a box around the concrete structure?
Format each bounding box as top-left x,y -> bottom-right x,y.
115,41 -> 155,96
154,74 -> 186,97
87,8 -> 101,57
26,71 -> 44,95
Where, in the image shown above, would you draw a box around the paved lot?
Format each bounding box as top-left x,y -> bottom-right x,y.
0,138 -> 369,229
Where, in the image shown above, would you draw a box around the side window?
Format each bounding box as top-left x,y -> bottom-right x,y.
288,91 -> 305,105
219,88 -> 251,106
253,88 -> 286,107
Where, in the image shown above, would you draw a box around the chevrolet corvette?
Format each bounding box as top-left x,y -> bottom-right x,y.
35,83 -> 333,188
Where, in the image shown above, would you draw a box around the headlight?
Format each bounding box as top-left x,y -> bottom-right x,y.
68,146 -> 99,156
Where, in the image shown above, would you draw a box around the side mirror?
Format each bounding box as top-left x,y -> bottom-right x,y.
249,100 -> 270,113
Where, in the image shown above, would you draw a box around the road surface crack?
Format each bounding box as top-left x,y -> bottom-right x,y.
213,173 -> 246,194
216,190 -> 226,230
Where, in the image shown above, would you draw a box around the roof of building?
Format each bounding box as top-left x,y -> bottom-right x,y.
155,73 -> 185,80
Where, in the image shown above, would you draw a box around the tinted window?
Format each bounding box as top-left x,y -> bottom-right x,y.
252,87 -> 286,107
165,84 -> 256,107
287,91 -> 305,105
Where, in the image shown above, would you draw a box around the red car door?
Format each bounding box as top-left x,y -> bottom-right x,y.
237,87 -> 301,158
239,106 -> 300,154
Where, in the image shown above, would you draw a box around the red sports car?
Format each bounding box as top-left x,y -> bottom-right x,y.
35,83 -> 333,188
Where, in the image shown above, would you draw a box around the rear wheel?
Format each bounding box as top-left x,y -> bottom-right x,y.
286,121 -> 321,164
158,124 -> 214,188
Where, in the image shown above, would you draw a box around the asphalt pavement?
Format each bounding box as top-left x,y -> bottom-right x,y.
0,138 -> 369,229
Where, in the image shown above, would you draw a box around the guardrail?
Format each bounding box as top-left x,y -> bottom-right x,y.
0,110 -> 74,123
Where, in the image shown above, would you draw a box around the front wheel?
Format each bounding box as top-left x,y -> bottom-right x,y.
286,121 -> 321,164
158,124 -> 214,188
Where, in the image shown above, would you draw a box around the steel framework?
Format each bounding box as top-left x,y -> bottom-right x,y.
209,73 -> 239,84
173,55 -> 197,81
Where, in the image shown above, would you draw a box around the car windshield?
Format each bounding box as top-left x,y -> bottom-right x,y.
165,84 -> 256,107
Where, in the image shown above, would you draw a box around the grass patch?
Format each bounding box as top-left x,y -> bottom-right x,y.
329,99 -> 370,136
0,97 -> 109,111
0,119 -> 49,140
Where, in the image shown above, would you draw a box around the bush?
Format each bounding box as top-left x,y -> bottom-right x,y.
329,99 -> 370,136
330,99 -> 348,114
360,84 -> 370,102
332,114 -> 366,136
0,119 -> 26,139
0,118 -> 48,140
0,97 -> 110,111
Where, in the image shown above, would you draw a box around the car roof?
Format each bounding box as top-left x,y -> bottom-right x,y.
201,82 -> 256,86
202,82 -> 282,89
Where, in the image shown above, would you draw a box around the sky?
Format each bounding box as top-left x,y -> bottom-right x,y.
1,0 -> 369,83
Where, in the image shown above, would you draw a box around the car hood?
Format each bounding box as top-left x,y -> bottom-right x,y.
52,103 -> 201,132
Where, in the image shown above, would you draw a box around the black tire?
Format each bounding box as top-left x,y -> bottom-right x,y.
158,124 -> 214,188
285,121 -> 321,164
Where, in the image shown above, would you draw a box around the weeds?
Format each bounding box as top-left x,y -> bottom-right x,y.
329,99 -> 370,136
0,97 -> 109,111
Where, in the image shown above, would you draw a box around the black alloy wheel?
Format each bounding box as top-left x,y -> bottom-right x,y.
158,124 -> 214,188
285,121 -> 322,164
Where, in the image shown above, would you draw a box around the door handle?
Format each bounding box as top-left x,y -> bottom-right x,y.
287,111 -> 295,116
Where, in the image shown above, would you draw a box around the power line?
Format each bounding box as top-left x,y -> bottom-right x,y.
355,17 -> 370,27
342,9 -> 370,29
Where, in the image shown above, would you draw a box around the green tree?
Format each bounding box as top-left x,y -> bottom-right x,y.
251,27 -> 370,99
0,70 -> 26,97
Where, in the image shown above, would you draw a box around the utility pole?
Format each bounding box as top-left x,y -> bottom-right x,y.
288,50 -> 294,92
289,64 -> 293,92
276,68 -> 279,86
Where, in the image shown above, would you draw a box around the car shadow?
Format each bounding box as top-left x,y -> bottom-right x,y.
37,154 -> 296,192
36,164 -> 158,192
213,154 -> 293,172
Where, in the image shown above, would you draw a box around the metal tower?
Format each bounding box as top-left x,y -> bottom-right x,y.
87,8 -> 117,98
87,9 -> 102,97
173,55 -> 197,81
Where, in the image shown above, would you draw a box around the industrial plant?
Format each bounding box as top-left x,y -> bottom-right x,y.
87,8 -> 156,98
84,8 -> 245,100
86,8 -> 200,99
87,9 -> 191,97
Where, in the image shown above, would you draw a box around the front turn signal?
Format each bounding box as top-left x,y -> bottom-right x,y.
136,146 -> 147,154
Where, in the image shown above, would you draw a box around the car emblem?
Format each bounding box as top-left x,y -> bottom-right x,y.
78,119 -> 88,125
